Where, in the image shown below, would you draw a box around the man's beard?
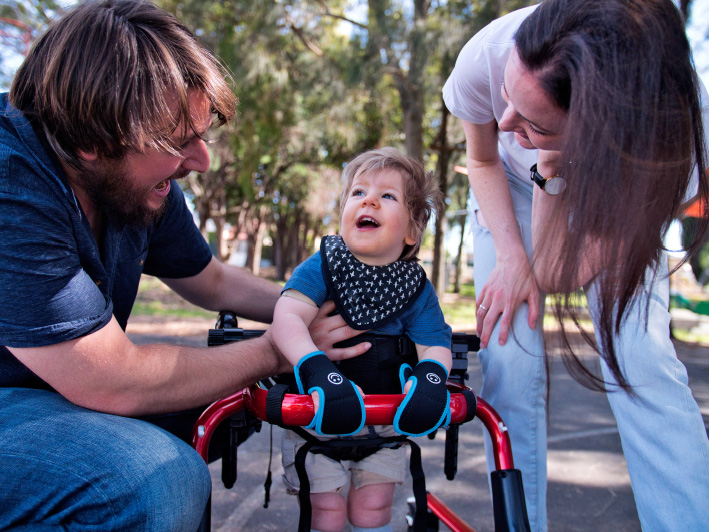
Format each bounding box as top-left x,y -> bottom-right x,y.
74,161 -> 184,228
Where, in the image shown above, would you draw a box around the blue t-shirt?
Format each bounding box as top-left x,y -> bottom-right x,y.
284,249 -> 452,349
0,94 -> 213,389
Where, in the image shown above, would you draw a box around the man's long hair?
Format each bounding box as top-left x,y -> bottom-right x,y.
10,0 -> 237,168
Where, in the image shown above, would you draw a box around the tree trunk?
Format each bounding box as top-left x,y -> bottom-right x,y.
252,221 -> 265,277
400,79 -> 425,162
245,207 -> 268,275
274,214 -> 288,281
453,212 -> 467,293
212,216 -> 224,262
431,93 -> 452,294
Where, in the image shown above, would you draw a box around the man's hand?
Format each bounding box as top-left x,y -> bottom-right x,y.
308,300 -> 371,361
260,327 -> 294,375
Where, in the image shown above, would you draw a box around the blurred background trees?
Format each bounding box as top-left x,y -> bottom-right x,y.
154,0 -> 538,291
3,0 -> 705,293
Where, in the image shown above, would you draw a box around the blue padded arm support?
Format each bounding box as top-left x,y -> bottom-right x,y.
294,351 -> 365,436
394,359 -> 451,437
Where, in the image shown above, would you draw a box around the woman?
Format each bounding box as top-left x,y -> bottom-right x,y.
442,1 -> 709,530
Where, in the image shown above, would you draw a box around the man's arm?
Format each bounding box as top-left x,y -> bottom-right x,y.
161,256 -> 280,324
6,257 -> 375,417
7,317 -> 288,417
161,258 -> 371,358
463,119 -> 540,347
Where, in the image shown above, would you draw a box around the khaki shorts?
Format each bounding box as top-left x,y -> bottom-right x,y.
281,426 -> 407,495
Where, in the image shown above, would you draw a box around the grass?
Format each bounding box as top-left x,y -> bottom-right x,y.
439,297 -> 477,330
672,328 -> 709,344
131,300 -> 215,319
132,276 -> 709,344
132,276 -> 215,319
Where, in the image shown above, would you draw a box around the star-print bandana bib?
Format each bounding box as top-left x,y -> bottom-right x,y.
321,235 -> 427,330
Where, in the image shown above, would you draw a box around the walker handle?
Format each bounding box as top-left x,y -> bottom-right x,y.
192,383 -> 514,471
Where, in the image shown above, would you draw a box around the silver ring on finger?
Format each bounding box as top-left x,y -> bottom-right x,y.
479,305 -> 488,312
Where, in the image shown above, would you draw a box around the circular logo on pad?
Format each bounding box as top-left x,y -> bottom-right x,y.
328,373 -> 344,385
426,373 -> 441,385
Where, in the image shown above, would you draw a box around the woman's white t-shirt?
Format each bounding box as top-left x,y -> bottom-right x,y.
442,4 -> 707,203
442,5 -> 539,188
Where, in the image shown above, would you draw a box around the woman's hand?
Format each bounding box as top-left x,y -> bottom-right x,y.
475,251 -> 540,348
308,300 -> 371,361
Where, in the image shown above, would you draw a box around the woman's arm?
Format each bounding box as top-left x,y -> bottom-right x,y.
463,119 -> 540,347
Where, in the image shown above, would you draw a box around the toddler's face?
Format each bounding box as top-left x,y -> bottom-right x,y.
340,168 -> 415,266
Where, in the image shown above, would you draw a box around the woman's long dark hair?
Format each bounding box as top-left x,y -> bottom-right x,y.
516,0 -> 708,391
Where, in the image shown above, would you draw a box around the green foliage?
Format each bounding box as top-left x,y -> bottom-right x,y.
150,0 -> 540,277
681,217 -> 709,285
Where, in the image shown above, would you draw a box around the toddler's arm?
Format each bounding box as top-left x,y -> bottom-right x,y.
414,344 -> 452,383
272,294 -> 365,436
271,294 -> 320,367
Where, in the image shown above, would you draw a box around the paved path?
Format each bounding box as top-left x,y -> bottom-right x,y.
127,316 -> 709,532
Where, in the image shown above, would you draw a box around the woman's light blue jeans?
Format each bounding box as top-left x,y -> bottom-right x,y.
0,387 -> 211,531
470,175 -> 709,532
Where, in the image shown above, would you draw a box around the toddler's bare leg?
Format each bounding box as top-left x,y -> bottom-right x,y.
311,492 -> 347,532
347,481 -> 396,529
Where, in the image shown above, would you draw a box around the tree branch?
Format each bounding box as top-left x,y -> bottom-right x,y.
316,0 -> 368,30
286,17 -> 324,56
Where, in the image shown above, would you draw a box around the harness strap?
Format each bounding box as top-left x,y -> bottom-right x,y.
263,384 -> 290,508
407,438 -> 428,532
265,383 -> 290,426
292,426 -> 405,462
264,385 -> 432,532
295,439 -> 317,532
461,388 -> 477,423
291,426 -> 428,532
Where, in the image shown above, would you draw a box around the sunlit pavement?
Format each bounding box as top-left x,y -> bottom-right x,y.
128,321 -> 707,532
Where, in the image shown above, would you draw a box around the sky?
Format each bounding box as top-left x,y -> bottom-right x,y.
687,0 -> 709,84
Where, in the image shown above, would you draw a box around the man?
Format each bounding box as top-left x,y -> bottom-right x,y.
0,1 -> 366,530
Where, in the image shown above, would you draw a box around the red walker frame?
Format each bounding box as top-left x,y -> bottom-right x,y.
191,382 -> 530,531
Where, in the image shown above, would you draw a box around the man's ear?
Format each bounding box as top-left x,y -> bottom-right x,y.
77,149 -> 98,163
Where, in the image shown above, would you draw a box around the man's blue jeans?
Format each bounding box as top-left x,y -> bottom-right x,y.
0,387 -> 211,531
